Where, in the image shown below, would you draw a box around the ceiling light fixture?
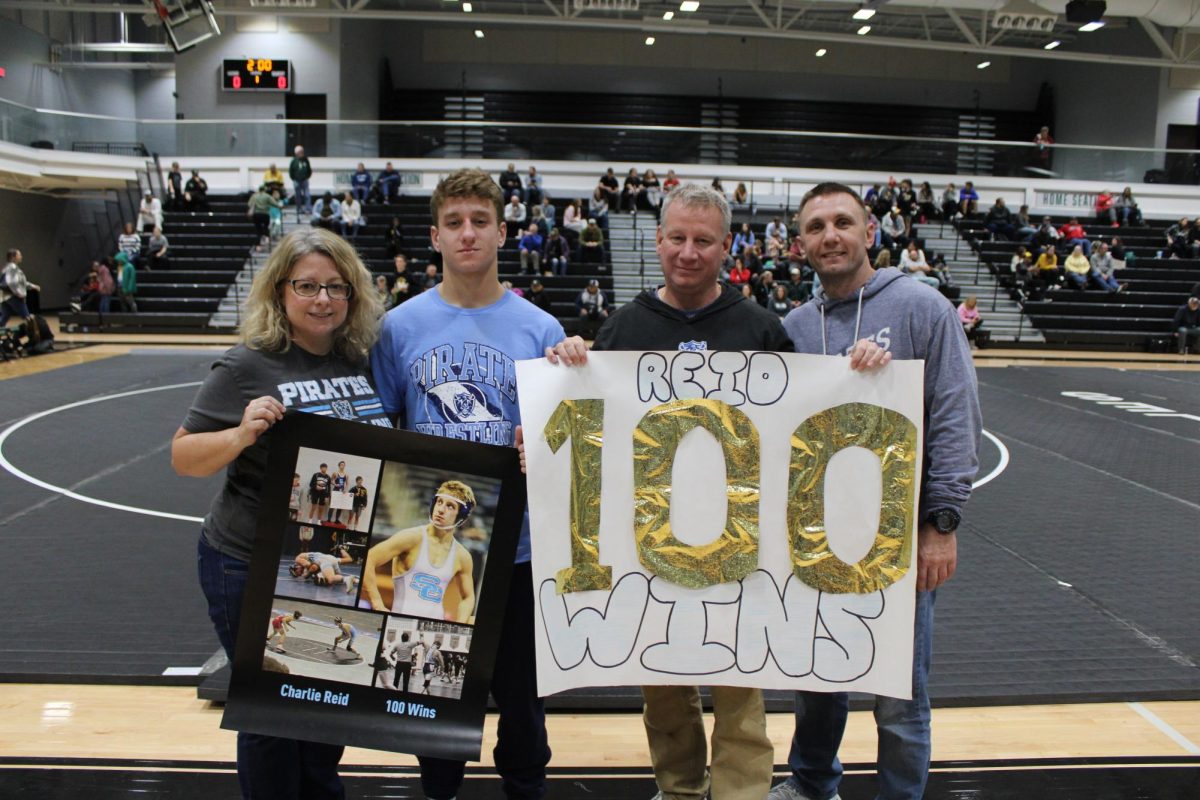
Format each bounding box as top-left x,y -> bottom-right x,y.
857,25 -> 871,35
1044,40 -> 1060,49
815,48 -> 827,57
1079,20 -> 1105,31
852,9 -> 876,21
977,60 -> 991,69
663,10 -> 674,19
463,2 -> 472,10
680,1 -> 700,11
645,36 -> 656,45
474,29 -> 484,38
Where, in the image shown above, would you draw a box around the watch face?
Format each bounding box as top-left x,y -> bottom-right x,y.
934,510 -> 960,532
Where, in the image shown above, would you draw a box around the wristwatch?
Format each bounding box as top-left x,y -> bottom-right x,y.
925,508 -> 961,534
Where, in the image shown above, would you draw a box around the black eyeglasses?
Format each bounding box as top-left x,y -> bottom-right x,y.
286,279 -> 353,300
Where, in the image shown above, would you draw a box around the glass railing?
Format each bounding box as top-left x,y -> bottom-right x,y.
4,96 -> 1198,186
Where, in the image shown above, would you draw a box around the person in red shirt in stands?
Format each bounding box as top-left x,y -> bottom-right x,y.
728,257 -> 752,287
1095,190 -> 1117,227
1057,217 -> 1092,256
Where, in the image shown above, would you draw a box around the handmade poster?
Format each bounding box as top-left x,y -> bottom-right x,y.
222,413 -> 526,760
518,351 -> 924,700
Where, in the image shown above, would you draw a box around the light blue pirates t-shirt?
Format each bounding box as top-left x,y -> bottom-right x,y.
371,287 -> 564,563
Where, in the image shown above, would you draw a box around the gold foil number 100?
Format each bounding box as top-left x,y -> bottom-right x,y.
544,398 -> 918,596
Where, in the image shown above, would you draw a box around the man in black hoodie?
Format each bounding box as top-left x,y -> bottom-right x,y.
1174,295 -> 1200,354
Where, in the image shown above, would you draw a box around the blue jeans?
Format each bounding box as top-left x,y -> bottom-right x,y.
293,179 -> 311,214
197,536 -> 345,800
784,590 -> 936,800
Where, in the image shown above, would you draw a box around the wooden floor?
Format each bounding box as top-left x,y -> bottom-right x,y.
1,684 -> 1196,770
3,326 -> 1199,783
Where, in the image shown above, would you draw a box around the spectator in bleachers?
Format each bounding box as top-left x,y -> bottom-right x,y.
1109,236 -> 1128,264
871,180 -> 897,220
786,266 -> 811,307
1015,205 -> 1037,242
562,199 -> 585,239
765,228 -> 788,261
1033,244 -> 1062,294
312,192 -> 341,231
1088,242 -> 1124,293
1116,187 -> 1142,226
739,283 -> 755,301
146,226 -> 170,271
1063,244 -> 1092,290
389,253 -> 409,288
711,177 -> 726,198
248,186 -> 280,248
873,249 -> 891,270
864,183 -> 881,207
580,218 -> 605,265
984,198 -> 1016,241
916,181 -> 937,223
185,169 -> 209,211
576,279 -> 609,336
754,269 -> 777,307
339,191 -> 365,240
1188,218 -> 1200,258
767,282 -> 791,318
269,190 -> 284,239
732,182 -> 749,206
519,224 -> 544,275
351,163 -> 371,203
1094,189 -> 1117,227
377,162 -> 401,204
288,147 -> 311,214
897,179 -> 917,236
900,241 -> 939,289
84,259 -> 115,313
765,216 -> 787,242
1033,216 -> 1061,249
166,162 -> 184,211
1058,217 -> 1092,256
139,192 -> 163,232
374,274 -> 394,311
499,163 -> 523,203
385,216 -> 404,259
544,228 -> 570,276
531,206 -> 548,238
787,234 -> 806,271
865,205 -> 882,249
662,169 -> 680,195
526,166 -> 543,205
643,170 -> 663,209
539,196 -> 556,231
114,251 -> 137,312
621,168 -> 644,212
589,187 -> 610,233
732,223 -> 755,258
879,207 -> 907,250
1173,295 -> 1200,354
958,296 -> 983,344
505,194 -> 527,234
598,167 -> 620,210
117,222 -> 142,265
262,163 -> 285,196
527,278 -> 553,314
1012,249 -> 1035,297
1165,217 -> 1191,258
419,263 -> 440,294
744,242 -> 763,274
958,181 -> 979,218
941,182 -> 958,220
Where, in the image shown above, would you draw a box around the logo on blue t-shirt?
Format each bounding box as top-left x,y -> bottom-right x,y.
409,341 -> 516,444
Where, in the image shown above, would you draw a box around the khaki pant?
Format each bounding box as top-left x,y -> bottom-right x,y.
642,685 -> 773,800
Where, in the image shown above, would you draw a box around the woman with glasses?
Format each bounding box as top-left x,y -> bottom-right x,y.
171,227 -> 387,800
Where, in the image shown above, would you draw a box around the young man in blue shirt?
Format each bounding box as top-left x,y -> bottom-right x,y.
372,167 -> 565,800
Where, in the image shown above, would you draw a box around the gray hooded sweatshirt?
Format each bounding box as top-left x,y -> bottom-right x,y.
782,267 -> 981,517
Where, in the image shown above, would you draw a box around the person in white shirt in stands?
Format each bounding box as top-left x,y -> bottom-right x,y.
138,192 -> 163,232
504,194 -> 527,236
339,191 -> 365,240
900,241 -> 939,288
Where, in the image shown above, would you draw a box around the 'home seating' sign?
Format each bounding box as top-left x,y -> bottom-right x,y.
518,352 -> 925,700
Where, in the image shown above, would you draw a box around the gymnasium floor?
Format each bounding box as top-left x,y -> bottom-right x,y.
1,335 -> 1197,798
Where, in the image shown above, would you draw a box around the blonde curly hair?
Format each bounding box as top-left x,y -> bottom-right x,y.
240,227 -> 383,362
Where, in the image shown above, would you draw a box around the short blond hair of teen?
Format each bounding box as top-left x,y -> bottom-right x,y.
240,227 -> 382,362
430,168 -> 504,225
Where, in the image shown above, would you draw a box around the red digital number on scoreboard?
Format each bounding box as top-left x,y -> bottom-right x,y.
233,75 -> 241,90
278,76 -> 288,90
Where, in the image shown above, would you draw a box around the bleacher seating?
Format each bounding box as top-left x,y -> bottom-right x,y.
958,214 -> 1199,349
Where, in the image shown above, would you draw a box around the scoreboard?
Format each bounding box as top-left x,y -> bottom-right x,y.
221,58 -> 292,92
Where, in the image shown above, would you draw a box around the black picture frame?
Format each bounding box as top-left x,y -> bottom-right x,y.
222,412 -> 525,760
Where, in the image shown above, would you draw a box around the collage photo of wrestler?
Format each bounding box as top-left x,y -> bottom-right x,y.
264,446 -> 501,700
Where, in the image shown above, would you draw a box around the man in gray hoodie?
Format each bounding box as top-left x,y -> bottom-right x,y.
770,182 -> 982,800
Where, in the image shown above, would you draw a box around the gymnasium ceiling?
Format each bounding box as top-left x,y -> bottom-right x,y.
5,0 -> 1200,71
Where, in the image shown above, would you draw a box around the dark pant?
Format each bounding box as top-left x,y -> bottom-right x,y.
253,212 -> 271,239
418,563 -> 550,800
197,536 -> 346,800
393,660 -> 411,692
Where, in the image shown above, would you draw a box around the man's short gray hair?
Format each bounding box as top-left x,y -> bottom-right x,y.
661,183 -> 732,233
